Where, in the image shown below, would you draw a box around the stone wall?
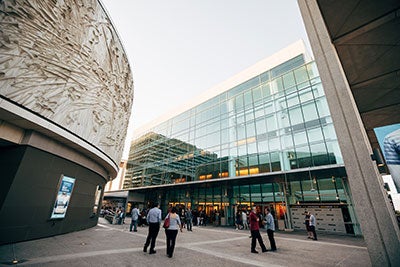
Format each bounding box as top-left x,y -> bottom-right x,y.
0,0 -> 133,164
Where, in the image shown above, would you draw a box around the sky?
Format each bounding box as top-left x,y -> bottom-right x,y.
101,0 -> 311,159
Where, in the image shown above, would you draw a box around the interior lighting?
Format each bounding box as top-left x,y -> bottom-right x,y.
235,137 -> 257,146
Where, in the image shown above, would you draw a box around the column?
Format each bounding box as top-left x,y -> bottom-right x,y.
298,0 -> 400,266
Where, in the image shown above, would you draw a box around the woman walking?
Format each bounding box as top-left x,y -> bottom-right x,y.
164,207 -> 182,258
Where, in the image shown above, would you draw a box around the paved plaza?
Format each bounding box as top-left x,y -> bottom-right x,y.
0,218 -> 371,267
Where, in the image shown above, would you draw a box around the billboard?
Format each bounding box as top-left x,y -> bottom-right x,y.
50,175 -> 76,219
374,123 -> 400,193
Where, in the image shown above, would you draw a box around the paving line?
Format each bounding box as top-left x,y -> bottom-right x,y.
97,223 -> 151,240
194,227 -> 368,250
275,236 -> 367,250
13,247 -> 144,266
98,223 -> 367,250
15,224 -> 365,266
184,246 -> 284,267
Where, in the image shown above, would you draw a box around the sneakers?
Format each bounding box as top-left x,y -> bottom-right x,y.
143,246 -> 147,253
149,250 -> 156,254
251,250 -> 258,254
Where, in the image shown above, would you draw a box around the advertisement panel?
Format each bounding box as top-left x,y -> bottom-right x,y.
50,175 -> 76,219
374,123 -> 400,193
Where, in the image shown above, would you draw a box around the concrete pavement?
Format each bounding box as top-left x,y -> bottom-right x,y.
0,218 -> 371,266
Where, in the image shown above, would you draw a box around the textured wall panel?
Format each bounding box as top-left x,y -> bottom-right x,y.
0,0 -> 134,163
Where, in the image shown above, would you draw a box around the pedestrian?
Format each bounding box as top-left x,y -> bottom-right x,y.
249,206 -> 267,253
164,207 -> 183,258
309,211 -> 318,240
235,211 -> 242,230
304,211 -> 313,239
242,210 -> 249,230
143,202 -> 162,254
120,208 -> 126,224
201,210 -> 207,226
185,208 -> 193,231
130,205 -> 140,232
116,207 -> 123,225
198,210 -> 201,226
180,208 -> 186,229
264,208 -> 277,251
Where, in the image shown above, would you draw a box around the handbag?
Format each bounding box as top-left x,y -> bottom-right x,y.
163,214 -> 170,229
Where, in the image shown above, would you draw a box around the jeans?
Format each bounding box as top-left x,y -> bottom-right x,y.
130,219 -> 138,231
186,219 -> 192,231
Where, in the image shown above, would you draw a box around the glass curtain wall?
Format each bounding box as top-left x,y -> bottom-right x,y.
125,58 -> 343,188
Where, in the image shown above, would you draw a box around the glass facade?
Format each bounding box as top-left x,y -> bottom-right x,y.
125,57 -> 342,187
124,53 -> 359,235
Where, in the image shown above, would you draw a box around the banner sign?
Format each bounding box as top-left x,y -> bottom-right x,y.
374,123 -> 400,193
50,175 -> 76,219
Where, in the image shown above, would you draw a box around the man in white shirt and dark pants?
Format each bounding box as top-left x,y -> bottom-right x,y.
143,202 -> 162,254
309,211 -> 318,241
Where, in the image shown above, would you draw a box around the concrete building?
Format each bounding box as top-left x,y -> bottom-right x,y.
0,0 -> 133,244
297,0 -> 400,265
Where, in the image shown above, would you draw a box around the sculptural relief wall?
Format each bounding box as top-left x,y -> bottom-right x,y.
0,0 -> 134,164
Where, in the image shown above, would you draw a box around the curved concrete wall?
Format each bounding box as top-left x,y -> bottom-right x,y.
0,0 -> 133,244
0,0 -> 133,167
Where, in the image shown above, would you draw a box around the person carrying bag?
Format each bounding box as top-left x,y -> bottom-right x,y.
164,207 -> 182,258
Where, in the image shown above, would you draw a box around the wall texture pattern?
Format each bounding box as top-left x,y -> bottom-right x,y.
0,0 -> 133,163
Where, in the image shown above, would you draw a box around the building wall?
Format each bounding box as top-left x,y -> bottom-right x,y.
124,42 -> 357,234
0,145 -> 104,244
0,0 -> 133,244
0,0 -> 133,163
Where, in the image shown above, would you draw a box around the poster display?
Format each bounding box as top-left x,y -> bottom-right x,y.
374,123 -> 400,193
50,175 -> 76,219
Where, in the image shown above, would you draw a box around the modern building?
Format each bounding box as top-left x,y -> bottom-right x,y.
0,0 -> 133,244
297,1 -> 400,265
123,40 -> 360,235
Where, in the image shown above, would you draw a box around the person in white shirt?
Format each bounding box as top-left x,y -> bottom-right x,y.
242,210 -> 249,230
264,208 -> 277,251
130,205 -> 140,232
143,203 -> 162,254
308,211 -> 318,240
164,207 -> 182,258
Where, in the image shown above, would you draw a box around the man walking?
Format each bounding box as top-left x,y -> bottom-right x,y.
249,206 -> 267,253
185,208 -> 193,231
143,203 -> 162,254
309,211 -> 318,240
265,208 -> 277,251
130,205 -> 140,232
